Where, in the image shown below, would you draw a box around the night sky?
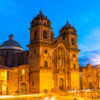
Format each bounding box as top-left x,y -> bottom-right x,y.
0,0 -> 100,66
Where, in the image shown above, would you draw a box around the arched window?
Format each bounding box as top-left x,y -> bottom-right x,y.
44,23 -> 46,26
43,31 -> 47,39
73,54 -> 76,58
34,31 -> 37,40
44,50 -> 47,54
71,38 -> 75,45
71,31 -> 74,34
73,64 -> 76,69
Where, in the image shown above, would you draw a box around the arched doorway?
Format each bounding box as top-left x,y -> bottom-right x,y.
20,83 -> 26,94
59,78 -> 64,91
89,82 -> 92,89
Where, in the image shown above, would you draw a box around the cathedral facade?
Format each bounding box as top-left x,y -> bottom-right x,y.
0,11 -> 99,95
28,11 -> 80,93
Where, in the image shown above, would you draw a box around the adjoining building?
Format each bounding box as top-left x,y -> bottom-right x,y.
0,11 -> 99,95
0,35 -> 28,67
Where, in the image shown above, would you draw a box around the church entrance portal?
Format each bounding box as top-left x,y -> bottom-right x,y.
59,78 -> 64,91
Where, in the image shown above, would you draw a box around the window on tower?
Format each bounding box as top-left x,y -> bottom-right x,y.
43,31 -> 47,39
44,50 -> 47,54
71,32 -> 74,34
71,38 -> 75,45
44,23 -> 46,26
73,54 -> 76,58
73,64 -> 76,69
34,31 -> 37,40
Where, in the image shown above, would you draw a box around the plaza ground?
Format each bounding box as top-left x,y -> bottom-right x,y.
0,92 -> 100,100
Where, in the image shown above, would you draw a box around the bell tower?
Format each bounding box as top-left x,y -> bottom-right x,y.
60,21 -> 78,49
30,11 -> 52,44
28,11 -> 53,93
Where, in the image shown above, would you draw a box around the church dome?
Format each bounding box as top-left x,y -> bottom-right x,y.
62,21 -> 74,30
0,34 -> 23,51
34,11 -> 47,20
60,21 -> 76,35
31,11 -> 51,28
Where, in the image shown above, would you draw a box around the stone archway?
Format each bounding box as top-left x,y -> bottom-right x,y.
20,83 -> 26,94
59,78 -> 64,91
89,82 -> 92,89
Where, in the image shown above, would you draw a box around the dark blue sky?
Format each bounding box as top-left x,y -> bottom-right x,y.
0,0 -> 100,66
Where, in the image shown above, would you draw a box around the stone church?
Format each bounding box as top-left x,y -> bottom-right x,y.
0,11 -> 99,95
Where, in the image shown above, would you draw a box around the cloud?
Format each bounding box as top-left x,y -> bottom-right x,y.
79,28 -> 100,66
79,49 -> 100,66
90,53 -> 100,65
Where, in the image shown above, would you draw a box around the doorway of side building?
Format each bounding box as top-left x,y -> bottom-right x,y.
20,83 -> 26,94
59,78 -> 64,91
89,82 -> 93,89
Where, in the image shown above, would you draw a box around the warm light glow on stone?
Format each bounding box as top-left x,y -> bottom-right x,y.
44,97 -> 55,100
0,94 -> 44,99
0,71 -> 7,80
2,85 -> 6,91
22,69 -> 25,76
